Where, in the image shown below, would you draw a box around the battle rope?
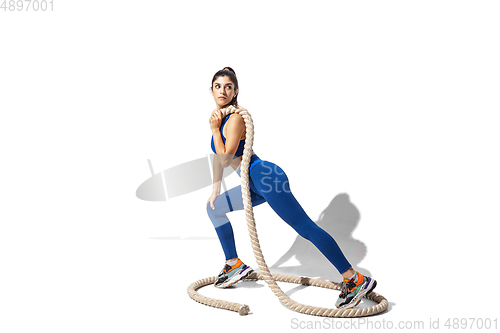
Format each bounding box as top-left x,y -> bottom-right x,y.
187,105 -> 389,317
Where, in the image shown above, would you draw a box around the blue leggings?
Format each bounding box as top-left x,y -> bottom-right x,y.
206,155 -> 352,274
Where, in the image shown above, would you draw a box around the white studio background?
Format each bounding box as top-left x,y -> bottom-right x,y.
1,1 -> 499,332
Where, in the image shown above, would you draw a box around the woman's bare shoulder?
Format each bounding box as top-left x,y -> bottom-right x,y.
225,112 -> 246,138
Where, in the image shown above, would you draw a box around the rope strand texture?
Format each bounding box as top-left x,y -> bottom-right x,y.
188,105 -> 388,317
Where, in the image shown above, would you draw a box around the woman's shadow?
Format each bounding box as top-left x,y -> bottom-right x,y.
270,193 -> 370,282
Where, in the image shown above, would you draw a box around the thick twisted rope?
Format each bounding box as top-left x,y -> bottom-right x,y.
188,105 -> 388,317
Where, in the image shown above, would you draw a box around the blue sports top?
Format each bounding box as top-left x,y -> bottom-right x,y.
211,114 -> 246,159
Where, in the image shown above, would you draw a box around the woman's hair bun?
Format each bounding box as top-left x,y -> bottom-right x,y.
223,67 -> 236,74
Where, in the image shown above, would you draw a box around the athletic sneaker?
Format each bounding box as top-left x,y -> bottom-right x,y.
335,272 -> 377,309
214,259 -> 254,289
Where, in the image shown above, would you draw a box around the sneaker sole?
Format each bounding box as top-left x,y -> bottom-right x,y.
215,266 -> 254,289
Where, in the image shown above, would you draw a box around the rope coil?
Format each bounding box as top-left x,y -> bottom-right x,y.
188,105 -> 388,317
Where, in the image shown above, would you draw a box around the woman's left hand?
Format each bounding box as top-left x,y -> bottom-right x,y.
209,109 -> 222,131
206,190 -> 220,210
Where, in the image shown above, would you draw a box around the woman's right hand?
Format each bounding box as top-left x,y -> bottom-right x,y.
209,109 -> 222,132
207,191 -> 220,210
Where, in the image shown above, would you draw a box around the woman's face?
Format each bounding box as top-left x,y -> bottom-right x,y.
212,75 -> 238,108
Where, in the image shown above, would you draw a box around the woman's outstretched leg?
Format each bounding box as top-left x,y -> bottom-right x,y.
250,160 -> 377,308
250,160 -> 352,274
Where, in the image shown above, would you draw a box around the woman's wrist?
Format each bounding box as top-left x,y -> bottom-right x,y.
212,128 -> 221,135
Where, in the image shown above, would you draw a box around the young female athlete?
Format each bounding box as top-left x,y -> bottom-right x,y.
206,67 -> 377,309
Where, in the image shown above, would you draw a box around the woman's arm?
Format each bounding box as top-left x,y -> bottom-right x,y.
211,112 -> 245,168
207,153 -> 223,210
207,109 -> 245,209
211,153 -> 223,193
